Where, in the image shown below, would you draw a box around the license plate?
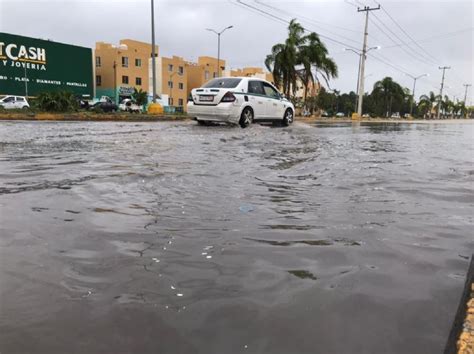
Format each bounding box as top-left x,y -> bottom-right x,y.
199,95 -> 214,102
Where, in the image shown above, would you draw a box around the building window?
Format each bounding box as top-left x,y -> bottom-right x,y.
122,57 -> 128,68
168,64 -> 173,72
178,66 -> 184,75
95,56 -> 101,67
168,81 -> 173,88
205,71 -> 209,80
168,97 -> 173,105
213,72 -> 217,78
178,98 -> 183,106
136,77 -> 142,86
178,83 -> 184,90
122,75 -> 129,84
96,75 -> 102,86
135,58 -> 141,67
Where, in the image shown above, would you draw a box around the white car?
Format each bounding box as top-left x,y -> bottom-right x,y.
0,95 -> 30,109
119,99 -> 141,113
187,77 -> 295,128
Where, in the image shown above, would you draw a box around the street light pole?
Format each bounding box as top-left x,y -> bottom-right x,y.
406,73 -> 428,116
151,0 -> 157,103
206,26 -> 233,78
21,56 -> 28,98
344,46 -> 379,115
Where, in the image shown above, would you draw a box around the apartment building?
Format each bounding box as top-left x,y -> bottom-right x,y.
149,55 -> 187,109
223,67 -> 274,83
94,39 -> 158,103
185,56 -> 226,92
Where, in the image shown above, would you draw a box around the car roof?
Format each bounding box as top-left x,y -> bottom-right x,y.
219,76 -> 267,82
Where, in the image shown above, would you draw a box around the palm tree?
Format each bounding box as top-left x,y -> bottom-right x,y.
372,77 -> 405,117
419,91 -> 439,117
265,19 -> 338,99
298,32 -> 338,102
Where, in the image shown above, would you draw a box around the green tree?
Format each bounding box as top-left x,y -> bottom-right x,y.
265,19 -> 337,99
132,88 -> 148,107
418,91 -> 439,117
298,32 -> 338,102
371,77 -> 406,117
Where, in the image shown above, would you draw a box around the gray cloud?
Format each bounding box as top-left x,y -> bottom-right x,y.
1,0 -> 472,102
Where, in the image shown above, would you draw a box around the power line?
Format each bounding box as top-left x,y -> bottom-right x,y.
370,12 -> 437,66
375,0 -> 441,64
254,0 -> 362,34
230,0 -> 360,50
383,27 -> 473,49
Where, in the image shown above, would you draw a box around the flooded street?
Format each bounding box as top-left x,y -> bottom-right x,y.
0,120 -> 473,354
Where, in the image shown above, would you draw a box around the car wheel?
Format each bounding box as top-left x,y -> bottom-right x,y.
22,106 -> 28,110
282,108 -> 293,126
239,107 -> 253,128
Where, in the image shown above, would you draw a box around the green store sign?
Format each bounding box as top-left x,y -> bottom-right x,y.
0,32 -> 93,97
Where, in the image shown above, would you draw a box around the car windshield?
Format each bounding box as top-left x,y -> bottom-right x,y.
0,95 -> 6,100
202,78 -> 241,89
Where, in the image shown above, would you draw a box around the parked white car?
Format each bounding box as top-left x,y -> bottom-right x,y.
0,95 -> 30,109
119,99 -> 141,113
187,77 -> 295,128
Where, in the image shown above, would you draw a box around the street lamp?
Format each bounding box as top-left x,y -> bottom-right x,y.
20,54 -> 28,98
405,73 -> 428,116
206,25 -> 233,78
344,46 -> 380,113
151,0 -> 157,103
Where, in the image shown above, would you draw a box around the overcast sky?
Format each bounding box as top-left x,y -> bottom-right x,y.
1,0 -> 472,103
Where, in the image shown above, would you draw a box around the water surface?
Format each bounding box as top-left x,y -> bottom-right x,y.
0,120 -> 473,353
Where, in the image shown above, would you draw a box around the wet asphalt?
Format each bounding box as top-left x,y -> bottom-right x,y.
0,120 -> 473,354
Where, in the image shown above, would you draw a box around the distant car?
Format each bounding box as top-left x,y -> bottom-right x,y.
187,77 -> 295,128
335,112 -> 345,117
321,111 -> 329,117
391,112 -> 400,119
362,113 -> 370,118
92,98 -> 118,113
119,99 -> 141,113
0,95 -> 30,110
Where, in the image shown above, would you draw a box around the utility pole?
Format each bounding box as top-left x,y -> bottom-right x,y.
463,84 -> 471,104
356,5 -> 380,117
151,0 -> 157,103
437,66 -> 450,119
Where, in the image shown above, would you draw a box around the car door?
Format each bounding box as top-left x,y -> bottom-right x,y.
16,97 -> 26,108
262,82 -> 284,119
2,96 -> 16,109
247,80 -> 266,119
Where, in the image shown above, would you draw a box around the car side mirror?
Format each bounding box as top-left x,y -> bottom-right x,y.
280,93 -> 286,100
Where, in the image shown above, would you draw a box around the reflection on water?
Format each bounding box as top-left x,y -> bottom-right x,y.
288,270 -> 318,280
0,120 -> 473,354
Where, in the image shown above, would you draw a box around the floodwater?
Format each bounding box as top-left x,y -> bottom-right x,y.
0,120 -> 473,354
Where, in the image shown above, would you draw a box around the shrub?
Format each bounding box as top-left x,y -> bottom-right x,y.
36,91 -> 79,112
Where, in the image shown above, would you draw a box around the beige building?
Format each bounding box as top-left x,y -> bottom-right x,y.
185,56 -> 226,92
149,55 -> 188,110
223,67 -> 274,83
95,39 -> 159,103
